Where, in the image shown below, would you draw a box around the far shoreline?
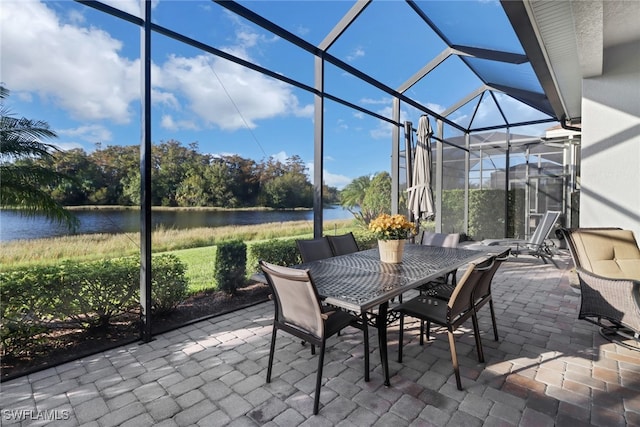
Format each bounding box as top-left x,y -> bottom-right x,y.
63,205 -> 337,212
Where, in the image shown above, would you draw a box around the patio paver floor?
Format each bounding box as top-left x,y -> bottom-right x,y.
2,251 -> 640,426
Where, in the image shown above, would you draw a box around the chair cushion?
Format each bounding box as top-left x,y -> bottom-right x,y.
572,229 -> 640,280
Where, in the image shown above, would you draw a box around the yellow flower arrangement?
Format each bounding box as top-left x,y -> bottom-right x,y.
368,213 -> 416,241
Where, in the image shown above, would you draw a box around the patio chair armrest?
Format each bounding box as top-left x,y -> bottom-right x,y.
576,267 -> 640,333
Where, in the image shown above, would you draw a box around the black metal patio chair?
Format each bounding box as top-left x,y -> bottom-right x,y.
393,256 -> 493,390
260,260 -> 370,414
327,232 -> 360,256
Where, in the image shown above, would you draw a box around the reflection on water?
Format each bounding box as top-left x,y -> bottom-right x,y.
0,207 -> 356,242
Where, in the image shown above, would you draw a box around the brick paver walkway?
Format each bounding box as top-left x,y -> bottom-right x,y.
2,252 -> 640,426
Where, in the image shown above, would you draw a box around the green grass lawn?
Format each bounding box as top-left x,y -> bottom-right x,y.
170,246 -> 218,294
167,224 -> 364,294
2,218 -> 362,294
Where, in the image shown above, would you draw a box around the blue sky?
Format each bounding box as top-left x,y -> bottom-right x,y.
1,1 -> 553,189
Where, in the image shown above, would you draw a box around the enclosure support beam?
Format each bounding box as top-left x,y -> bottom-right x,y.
139,0 -> 152,342
313,55 -> 325,238
435,120 -> 444,233
391,98 -> 402,215
464,132 -> 470,236
504,129 -> 511,239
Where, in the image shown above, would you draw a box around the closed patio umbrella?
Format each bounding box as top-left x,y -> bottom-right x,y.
407,115 -> 435,222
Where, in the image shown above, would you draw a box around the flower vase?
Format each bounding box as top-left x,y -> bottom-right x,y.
378,239 -> 406,263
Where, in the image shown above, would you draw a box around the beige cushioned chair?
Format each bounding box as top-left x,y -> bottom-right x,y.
563,228 -> 640,279
559,227 -> 640,348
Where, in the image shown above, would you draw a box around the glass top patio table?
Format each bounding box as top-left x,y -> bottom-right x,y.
294,243 -> 491,386
303,244 -> 487,313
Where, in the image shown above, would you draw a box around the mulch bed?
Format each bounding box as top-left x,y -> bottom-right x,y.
1,282 -> 271,382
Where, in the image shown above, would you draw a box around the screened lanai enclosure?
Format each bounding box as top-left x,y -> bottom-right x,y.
23,0 -> 583,340
401,126 -> 580,240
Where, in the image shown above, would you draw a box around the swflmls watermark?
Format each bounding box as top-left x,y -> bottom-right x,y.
2,409 -> 71,422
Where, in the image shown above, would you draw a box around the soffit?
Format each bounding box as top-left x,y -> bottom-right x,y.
522,0 -> 640,122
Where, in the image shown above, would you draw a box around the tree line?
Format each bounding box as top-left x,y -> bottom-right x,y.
10,139 -> 343,210
2,85 -> 396,230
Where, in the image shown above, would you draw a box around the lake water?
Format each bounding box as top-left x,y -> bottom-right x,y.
0,207 -> 356,242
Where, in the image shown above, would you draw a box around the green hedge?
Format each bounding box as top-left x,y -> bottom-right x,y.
0,254 -> 187,356
151,254 -> 188,315
247,238 -> 301,274
350,229 -> 378,249
441,189 -> 465,233
245,231 -> 378,276
215,240 -> 247,294
444,188 -> 526,241
55,257 -> 140,329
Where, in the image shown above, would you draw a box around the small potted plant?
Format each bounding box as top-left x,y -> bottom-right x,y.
368,213 -> 416,263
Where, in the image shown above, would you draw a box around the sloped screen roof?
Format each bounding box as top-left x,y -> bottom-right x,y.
226,0 -> 557,133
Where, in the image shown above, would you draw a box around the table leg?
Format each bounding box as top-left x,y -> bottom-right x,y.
362,312 -> 370,382
377,301 -> 390,386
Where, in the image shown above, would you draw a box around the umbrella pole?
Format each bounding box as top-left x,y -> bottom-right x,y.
404,121 -> 417,243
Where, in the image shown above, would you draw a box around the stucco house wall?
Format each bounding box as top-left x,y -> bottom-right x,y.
580,40 -> 640,237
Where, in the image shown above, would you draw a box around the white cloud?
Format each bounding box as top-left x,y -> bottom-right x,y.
54,141 -> 85,152
155,53 -> 313,131
293,103 -> 314,118
210,152 -> 240,159
336,119 -> 349,131
100,0 -> 160,18
369,106 -> 397,140
424,102 -> 446,115
366,104 -> 435,140
1,1 -> 139,124
370,122 -> 394,140
160,115 -> 198,132
58,125 -> 113,143
306,162 -> 352,190
360,97 -> 392,106
346,47 -> 365,62
323,170 -> 353,190
295,25 -> 310,37
452,113 -> 470,126
270,151 -> 289,163
100,0 -> 142,17
1,1 -> 312,133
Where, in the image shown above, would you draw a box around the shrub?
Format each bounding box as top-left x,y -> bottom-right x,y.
246,238 -> 300,274
0,267 -> 55,356
349,229 -> 378,250
467,188 -> 525,240
0,254 -> 188,357
441,189 -> 465,233
55,258 -> 139,329
152,254 -> 188,314
215,240 -> 247,294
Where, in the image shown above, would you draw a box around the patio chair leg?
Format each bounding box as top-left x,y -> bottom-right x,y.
313,340 -> 326,415
489,300 -> 499,341
471,313 -> 485,363
419,320 -> 432,343
301,340 -> 316,356
447,330 -> 462,390
267,327 -> 277,383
